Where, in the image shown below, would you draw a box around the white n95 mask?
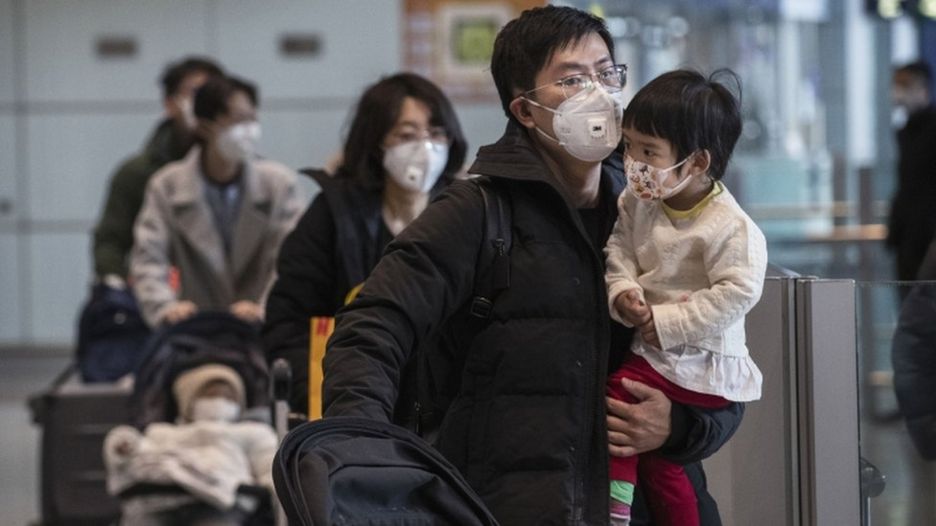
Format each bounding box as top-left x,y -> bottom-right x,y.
190,397 -> 241,422
524,85 -> 624,162
383,140 -> 450,193
217,121 -> 261,163
624,154 -> 694,201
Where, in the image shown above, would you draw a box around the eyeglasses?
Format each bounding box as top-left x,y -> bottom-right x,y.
386,125 -> 449,145
526,64 -> 628,100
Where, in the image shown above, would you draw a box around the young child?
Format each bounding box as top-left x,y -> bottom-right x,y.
604,69 -> 767,526
104,363 -> 278,525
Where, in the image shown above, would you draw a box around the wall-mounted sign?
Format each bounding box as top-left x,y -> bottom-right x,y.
404,0 -> 544,102
95,36 -> 138,59
279,33 -> 323,58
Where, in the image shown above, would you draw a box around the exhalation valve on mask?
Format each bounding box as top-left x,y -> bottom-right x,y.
383,140 -> 450,193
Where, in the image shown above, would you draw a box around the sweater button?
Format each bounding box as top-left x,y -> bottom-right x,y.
575,360 -> 583,367
572,277 -> 581,286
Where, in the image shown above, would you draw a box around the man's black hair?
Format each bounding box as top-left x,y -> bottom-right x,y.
490,5 -> 614,123
193,76 -> 259,122
622,69 -> 743,181
896,60 -> 933,86
338,72 -> 468,191
159,56 -> 224,99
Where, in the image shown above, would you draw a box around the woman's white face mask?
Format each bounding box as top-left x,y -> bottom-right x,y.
190,397 -> 241,423
383,140 -> 449,193
523,84 -> 624,162
624,153 -> 695,201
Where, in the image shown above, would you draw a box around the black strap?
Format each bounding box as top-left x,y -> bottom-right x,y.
469,178 -> 512,319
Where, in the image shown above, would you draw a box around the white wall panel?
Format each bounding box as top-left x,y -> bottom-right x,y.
0,115 -> 17,225
0,234 -> 22,343
24,0 -> 210,103
0,0 -> 15,104
214,0 -> 402,100
26,112 -> 159,222
449,102 -> 507,164
258,107 -> 350,173
27,233 -> 90,345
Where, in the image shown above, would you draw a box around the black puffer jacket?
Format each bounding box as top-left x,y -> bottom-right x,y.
886,106 -> 936,281
263,170 -> 389,411
893,238 -> 936,459
323,122 -> 743,525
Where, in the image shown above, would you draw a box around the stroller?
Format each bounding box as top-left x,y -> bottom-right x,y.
111,311 -> 281,526
273,416 -> 499,526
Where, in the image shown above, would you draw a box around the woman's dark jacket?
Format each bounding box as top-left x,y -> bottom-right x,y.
262,170 -> 389,412
323,122 -> 744,525
893,237 -> 936,459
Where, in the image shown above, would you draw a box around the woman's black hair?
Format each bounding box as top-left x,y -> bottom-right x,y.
622,69 -> 743,180
491,5 -> 614,124
337,72 -> 468,191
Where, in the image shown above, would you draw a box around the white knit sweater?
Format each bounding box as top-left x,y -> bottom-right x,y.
605,183 -> 767,402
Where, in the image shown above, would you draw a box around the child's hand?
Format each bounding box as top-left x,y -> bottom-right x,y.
614,289 -> 651,327
638,316 -> 662,350
114,438 -> 136,457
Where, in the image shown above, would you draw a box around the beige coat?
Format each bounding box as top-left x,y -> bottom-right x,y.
131,149 -> 308,327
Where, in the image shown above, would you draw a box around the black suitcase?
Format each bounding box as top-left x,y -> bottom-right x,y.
29,366 -> 133,525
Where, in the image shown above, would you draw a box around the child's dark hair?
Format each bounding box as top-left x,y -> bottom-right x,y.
623,69 -> 742,180
491,5 -> 614,124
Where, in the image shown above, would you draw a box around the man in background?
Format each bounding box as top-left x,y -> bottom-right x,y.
887,60 -> 936,288
92,56 -> 224,287
131,76 -> 307,328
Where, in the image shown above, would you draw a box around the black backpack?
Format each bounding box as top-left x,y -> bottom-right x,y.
273,416 -> 500,526
409,177 -> 512,439
76,283 -> 152,382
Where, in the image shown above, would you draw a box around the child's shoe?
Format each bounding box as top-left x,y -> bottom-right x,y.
609,498 -> 630,525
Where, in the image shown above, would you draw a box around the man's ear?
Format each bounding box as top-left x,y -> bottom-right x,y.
509,96 -> 536,129
691,149 -> 712,177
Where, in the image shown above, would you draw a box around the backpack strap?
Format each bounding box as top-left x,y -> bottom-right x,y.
468,178 -> 512,319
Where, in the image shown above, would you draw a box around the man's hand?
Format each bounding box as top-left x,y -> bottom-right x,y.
607,378 -> 672,457
163,300 -> 198,325
230,300 -> 264,323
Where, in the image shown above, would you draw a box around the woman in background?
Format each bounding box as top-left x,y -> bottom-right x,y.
262,72 -> 467,417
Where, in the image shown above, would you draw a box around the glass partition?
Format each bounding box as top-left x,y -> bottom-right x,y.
858,280 -> 936,525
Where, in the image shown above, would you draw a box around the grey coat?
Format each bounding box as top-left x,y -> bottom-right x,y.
131,149 -> 308,327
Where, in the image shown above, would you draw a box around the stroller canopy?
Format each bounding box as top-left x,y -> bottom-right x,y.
130,312 -> 269,428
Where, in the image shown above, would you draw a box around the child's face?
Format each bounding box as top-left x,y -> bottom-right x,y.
622,127 -> 678,167
195,380 -> 238,403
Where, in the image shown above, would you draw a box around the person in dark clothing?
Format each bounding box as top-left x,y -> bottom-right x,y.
93,56 -> 224,285
886,60 -> 936,286
262,72 -> 468,415
321,6 -> 743,525
892,236 -> 936,460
